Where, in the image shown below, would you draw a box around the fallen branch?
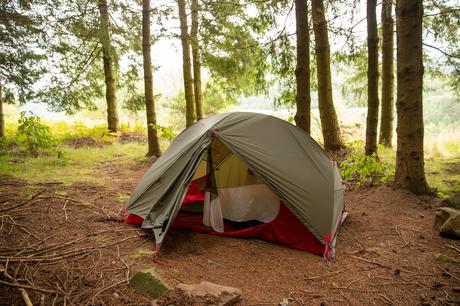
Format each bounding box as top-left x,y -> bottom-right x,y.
86,279 -> 126,306
436,264 -> 460,282
445,244 -> 460,255
0,188 -> 46,213
351,256 -> 433,276
0,279 -> 58,294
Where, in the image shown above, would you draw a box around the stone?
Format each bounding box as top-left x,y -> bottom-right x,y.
435,207 -> 460,239
175,281 -> 241,306
128,268 -> 168,299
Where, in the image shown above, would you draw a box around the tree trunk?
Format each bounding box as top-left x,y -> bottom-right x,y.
191,0 -> 204,121
98,0 -> 119,132
365,0 -> 379,156
311,0 -> 342,150
178,0 -> 196,126
394,0 -> 430,195
294,0 -> 311,134
0,84 -> 4,138
379,0 -> 394,147
142,0 -> 161,157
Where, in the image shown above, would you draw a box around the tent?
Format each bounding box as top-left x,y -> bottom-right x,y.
125,112 -> 346,258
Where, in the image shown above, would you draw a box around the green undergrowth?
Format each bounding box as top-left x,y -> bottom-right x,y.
339,141 -> 395,188
0,142 -> 152,184
339,140 -> 460,199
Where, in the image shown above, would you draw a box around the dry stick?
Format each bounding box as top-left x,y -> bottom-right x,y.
15,234 -> 58,256
36,195 -> 103,216
305,267 -> 349,280
120,257 -> 130,284
445,244 -> 460,255
351,255 -> 434,276
28,227 -> 139,257
1,264 -> 34,306
0,189 -> 47,212
0,280 -> 58,294
0,235 -> 140,263
4,219 -> 42,241
339,289 -> 351,305
87,280 -> 127,306
395,224 -> 408,243
436,264 -> 460,282
379,293 -> 394,305
62,200 -> 69,223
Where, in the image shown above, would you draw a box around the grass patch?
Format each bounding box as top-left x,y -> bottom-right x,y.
0,142 -> 151,184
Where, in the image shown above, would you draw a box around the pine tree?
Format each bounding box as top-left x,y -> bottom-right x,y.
394,0 -> 430,194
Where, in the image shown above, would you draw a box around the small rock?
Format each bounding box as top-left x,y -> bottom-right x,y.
129,268 -> 168,298
112,292 -> 120,299
436,207 -> 460,239
175,281 -> 241,306
279,298 -> 289,306
434,253 -> 459,263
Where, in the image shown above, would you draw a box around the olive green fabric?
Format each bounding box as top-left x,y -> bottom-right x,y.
127,112 -> 344,246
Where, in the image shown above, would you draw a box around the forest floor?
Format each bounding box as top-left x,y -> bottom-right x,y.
1,147 -> 460,305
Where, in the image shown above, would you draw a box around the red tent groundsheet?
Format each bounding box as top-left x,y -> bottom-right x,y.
125,179 -> 325,255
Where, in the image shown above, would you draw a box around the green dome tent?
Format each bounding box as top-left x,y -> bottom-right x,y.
125,112 -> 346,258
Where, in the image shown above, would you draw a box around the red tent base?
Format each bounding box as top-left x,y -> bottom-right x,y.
172,203 -> 325,255
125,179 -> 326,256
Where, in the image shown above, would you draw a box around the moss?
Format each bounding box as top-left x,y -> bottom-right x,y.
128,267 -> 168,298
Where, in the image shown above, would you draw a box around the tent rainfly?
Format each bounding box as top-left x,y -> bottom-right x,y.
125,112 -> 346,258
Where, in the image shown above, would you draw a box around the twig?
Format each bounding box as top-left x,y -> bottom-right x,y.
61,200 -> 69,223
20,289 -> 33,306
305,267 -> 349,280
351,256 -> 433,276
1,264 -> 34,306
351,256 -> 393,269
0,188 -> 46,212
87,280 -> 126,306
339,289 -> 350,304
395,225 -> 407,243
379,293 -> 394,305
15,234 -> 58,256
436,264 -> 460,282
0,279 -> 58,294
445,244 -> 460,255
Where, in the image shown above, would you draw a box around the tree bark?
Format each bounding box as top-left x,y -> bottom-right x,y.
178,0 -> 196,126
142,0 -> 161,157
294,0 -> 311,134
379,0 -> 394,147
0,84 -> 4,138
311,0 -> 342,150
365,0 -> 379,156
98,0 -> 119,132
394,0 -> 430,195
191,0 -> 204,121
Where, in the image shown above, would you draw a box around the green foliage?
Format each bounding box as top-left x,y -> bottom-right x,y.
0,0 -> 46,104
16,112 -> 58,155
152,124 -> 176,142
339,141 -> 394,187
0,142 -> 152,184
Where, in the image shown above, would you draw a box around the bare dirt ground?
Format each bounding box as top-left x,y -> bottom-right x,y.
1,160 -> 460,305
